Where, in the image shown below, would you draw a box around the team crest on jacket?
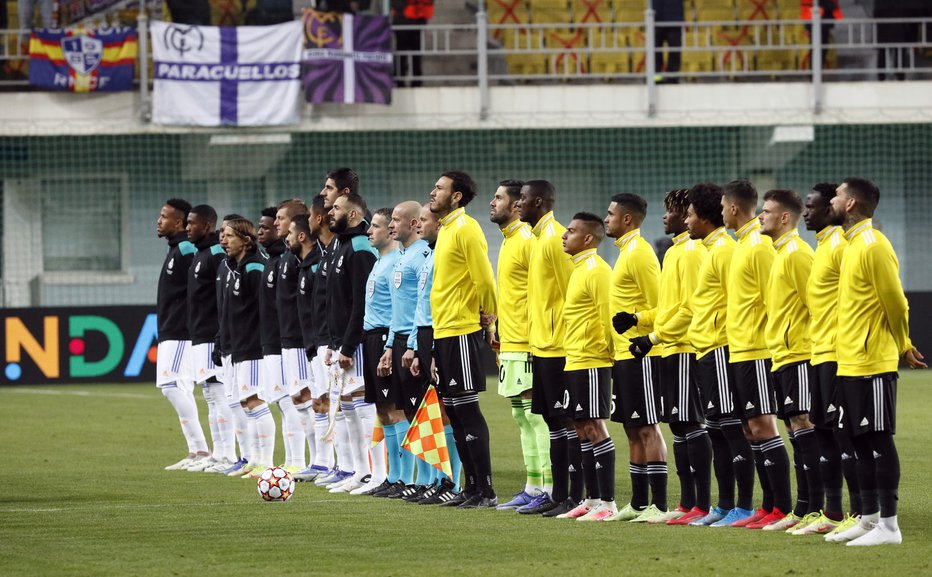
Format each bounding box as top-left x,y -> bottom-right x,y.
338,256 -> 344,267
419,270 -> 428,290
393,271 -> 402,289
299,275 -> 306,293
234,278 -> 240,292
168,257 -> 174,269
267,270 -> 275,285
366,279 -> 375,299
281,263 -> 288,278
194,261 -> 201,276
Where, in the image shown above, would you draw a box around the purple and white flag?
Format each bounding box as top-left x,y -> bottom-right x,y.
151,21 -> 304,126
302,10 -> 393,105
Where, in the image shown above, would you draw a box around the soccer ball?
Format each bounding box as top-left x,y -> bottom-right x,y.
256,466 -> 294,502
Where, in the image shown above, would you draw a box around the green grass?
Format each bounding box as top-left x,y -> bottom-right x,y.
1,373 -> 931,577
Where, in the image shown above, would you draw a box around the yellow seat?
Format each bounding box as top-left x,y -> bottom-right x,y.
488,0 -> 530,40
501,29 -> 548,76
590,28 -> 633,76
737,0 -> 775,21
692,0 -> 734,8
547,27 -> 588,75
696,7 -> 736,23
615,8 -> 646,25
712,25 -> 751,73
681,26 -> 714,73
573,0 -> 612,25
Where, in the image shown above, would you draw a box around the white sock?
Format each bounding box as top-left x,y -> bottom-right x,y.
859,511 -> 879,529
334,412 -> 353,474
354,398 -> 383,484
341,400 -> 369,479
583,498 -> 601,509
201,384 -> 220,458
162,384 -> 209,454
314,411 -> 333,469
292,399 -> 317,468
602,500 -> 617,513
212,393 -> 236,462
880,515 -> 899,532
245,414 -> 258,465
248,403 -> 276,466
278,396 -> 307,469
229,401 -> 250,462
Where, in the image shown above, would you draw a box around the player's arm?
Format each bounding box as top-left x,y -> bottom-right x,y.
789,249 -> 813,311
340,249 -> 377,359
869,244 -> 920,363
548,238 -> 575,298
591,267 -> 615,359
753,245 -> 776,307
462,225 -> 498,324
654,245 -> 703,344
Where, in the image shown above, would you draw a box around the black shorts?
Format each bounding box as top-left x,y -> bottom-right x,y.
530,355 -> 569,418
810,361 -> 839,428
434,330 -> 486,397
732,358 -> 778,419
611,357 -> 662,427
773,360 -> 813,419
391,333 -> 425,412
695,346 -> 738,419
362,329 -> 390,404
660,353 -> 704,424
566,367 -> 612,420
836,373 -> 897,436
416,326 -> 435,384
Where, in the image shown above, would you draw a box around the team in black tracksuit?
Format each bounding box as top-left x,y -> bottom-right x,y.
296,240 -> 323,363
187,232 -> 226,382
278,245 -> 310,396
158,231 -> 197,345
221,250 -> 267,400
259,238 -> 288,401
327,222 -> 378,372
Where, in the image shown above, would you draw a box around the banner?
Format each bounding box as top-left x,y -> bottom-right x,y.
57,0 -> 128,27
302,9 -> 393,105
0,306 -> 157,385
151,21 -> 304,126
28,28 -> 137,92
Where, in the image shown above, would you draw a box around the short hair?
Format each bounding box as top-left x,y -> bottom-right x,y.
572,211 -> 606,243
663,188 -> 690,214
292,213 -> 311,237
811,182 -> 838,201
222,213 -> 243,222
722,179 -> 758,212
499,179 -> 525,202
277,199 -> 308,219
374,207 -> 394,222
189,204 -> 217,226
524,179 -> 556,203
310,195 -> 327,216
327,167 -> 359,195
260,206 -> 277,220
224,218 -> 257,249
342,192 -> 368,214
165,198 -> 191,220
842,177 -> 880,216
687,182 -> 725,227
763,189 -> 803,216
610,193 -> 648,220
440,170 -> 477,207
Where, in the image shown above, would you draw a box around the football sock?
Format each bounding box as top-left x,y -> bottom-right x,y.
630,462 -> 649,510
566,428 -> 583,503
523,400 -> 552,493
228,400 -> 250,462
547,424 -> 569,502
200,383 -> 220,458
354,399 -> 382,483
450,394 -> 493,496
760,435 -> 792,513
333,412 -> 353,474
443,399 -> 475,494
416,455 -> 431,486
341,400 -> 369,478
836,428 -> 862,515
593,438 -> 615,503
721,419 -> 754,510
210,388 -> 236,462
580,440 -> 600,500
751,442 -> 774,511
787,433 -> 808,517
686,428 -> 713,512
647,461 -> 668,511
384,420 -> 402,483
248,403 -> 276,466
867,432 -> 899,519
671,434 -> 695,509
511,397 -> 543,495
706,422 -> 735,510
852,433 -> 879,520
444,425 -> 462,492
817,427 -> 844,520
161,383 -> 209,454
277,396 -> 307,469
244,415 -> 258,465
397,421 -> 416,485
313,411 -> 333,469
794,426 -> 824,514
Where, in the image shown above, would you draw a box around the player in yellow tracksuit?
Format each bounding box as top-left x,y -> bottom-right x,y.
428,170 -> 498,508
827,178 -> 926,546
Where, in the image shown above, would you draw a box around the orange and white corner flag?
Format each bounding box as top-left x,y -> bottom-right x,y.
401,385 -> 452,478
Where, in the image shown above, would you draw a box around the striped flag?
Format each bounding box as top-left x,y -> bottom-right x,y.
401,385 -> 451,478
29,28 -> 137,92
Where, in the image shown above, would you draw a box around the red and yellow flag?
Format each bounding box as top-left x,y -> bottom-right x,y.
371,420 -> 385,448
401,385 -> 451,478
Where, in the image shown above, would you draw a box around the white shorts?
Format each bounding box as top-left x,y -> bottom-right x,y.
190,342 -> 219,384
310,345 -> 330,399
328,345 -> 365,396
281,347 -> 311,397
156,340 -> 193,390
233,359 -> 262,402
220,355 -> 234,398
262,354 -> 288,403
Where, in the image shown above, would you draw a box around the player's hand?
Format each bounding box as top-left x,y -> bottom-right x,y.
401,348 -> 416,370
305,346 -> 316,362
479,309 -> 497,329
904,348 -> 927,369
486,329 -> 499,350
378,349 -> 393,377
324,349 -> 333,366
211,347 -> 223,367
613,312 -> 638,334
430,358 -> 438,384
338,353 -> 353,370
410,356 -> 421,377
628,335 -> 653,359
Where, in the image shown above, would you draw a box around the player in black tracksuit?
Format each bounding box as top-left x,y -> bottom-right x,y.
157,230 -> 196,346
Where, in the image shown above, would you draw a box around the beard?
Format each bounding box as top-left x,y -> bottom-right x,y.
330,214 -> 349,234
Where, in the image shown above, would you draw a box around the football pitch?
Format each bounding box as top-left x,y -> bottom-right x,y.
2,373 -> 931,577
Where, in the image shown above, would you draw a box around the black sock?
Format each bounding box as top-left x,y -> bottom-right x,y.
647,461 -> 668,511
630,462 -> 649,509
450,395 -> 493,496
752,442 -> 774,511
443,399 -> 476,494
852,433 -> 879,515
686,428 -> 713,512
593,438 -> 616,503
817,427 -> 844,520
760,435 -> 793,513
707,423 -> 735,510
580,440 -> 600,500
795,427 -> 824,513
672,435 -> 695,509
547,424 -> 569,502
721,420 -> 755,510
788,434 -> 808,517
566,428 -> 583,503
836,428 -> 862,515
868,432 -> 899,518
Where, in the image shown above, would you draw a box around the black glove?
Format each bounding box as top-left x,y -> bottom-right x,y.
305,346 -> 317,362
628,335 -> 654,360
612,312 -> 638,335
211,347 -> 223,367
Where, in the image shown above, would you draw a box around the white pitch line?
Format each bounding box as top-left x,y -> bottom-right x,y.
1,388 -> 155,400
3,499 -> 353,514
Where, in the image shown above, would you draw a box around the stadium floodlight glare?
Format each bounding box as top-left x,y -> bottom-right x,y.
768,125 -> 815,146
208,134 -> 293,146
